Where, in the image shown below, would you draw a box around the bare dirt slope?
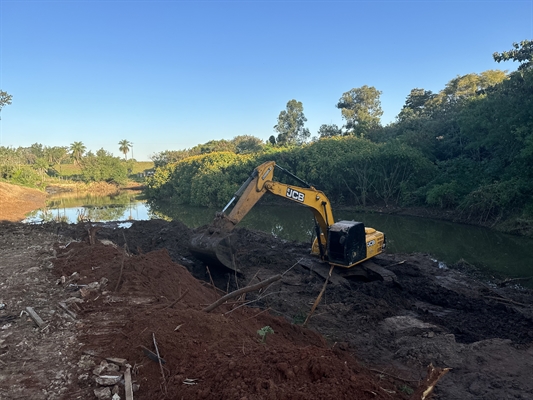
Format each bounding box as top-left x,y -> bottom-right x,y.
1,219 -> 533,399
0,182 -> 46,222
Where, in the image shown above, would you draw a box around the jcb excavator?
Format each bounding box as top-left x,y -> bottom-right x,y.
190,161 -> 385,272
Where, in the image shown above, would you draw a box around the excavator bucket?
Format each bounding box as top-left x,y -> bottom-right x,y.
189,232 -> 240,272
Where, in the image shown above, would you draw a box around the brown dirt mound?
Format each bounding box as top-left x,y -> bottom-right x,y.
56,220 -> 533,399
52,239 -> 404,399
0,182 -> 46,221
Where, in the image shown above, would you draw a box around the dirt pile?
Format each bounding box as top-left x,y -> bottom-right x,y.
1,220 -> 533,399
51,234 -> 403,399
70,220 -> 533,399
0,182 -> 46,222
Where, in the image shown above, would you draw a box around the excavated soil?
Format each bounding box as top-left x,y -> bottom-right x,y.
0,182 -> 47,222
1,219 -> 533,400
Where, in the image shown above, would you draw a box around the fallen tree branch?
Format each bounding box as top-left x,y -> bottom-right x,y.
497,276 -> 532,287
282,258 -> 303,276
153,333 -> 167,395
484,295 -> 529,307
159,289 -> 190,311
206,266 -> 221,300
369,368 -> 420,383
203,274 -> 281,313
224,291 -> 280,315
303,265 -> 334,328
114,244 -> 127,292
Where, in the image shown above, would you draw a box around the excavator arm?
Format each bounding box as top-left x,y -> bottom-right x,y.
213,161 -> 333,241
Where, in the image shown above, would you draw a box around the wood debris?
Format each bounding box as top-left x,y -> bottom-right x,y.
25,306 -> 45,328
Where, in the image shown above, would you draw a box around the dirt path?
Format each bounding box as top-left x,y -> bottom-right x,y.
1,219 -> 532,399
0,223 -> 79,399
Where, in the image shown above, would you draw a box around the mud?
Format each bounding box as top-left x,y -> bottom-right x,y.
1,219 -> 533,399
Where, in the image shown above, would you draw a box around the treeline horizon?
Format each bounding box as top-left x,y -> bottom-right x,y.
0,140 -> 142,186
146,40 -> 533,235
1,41 -> 532,234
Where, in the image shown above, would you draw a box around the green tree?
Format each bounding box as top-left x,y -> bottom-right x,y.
45,146 -> 69,172
81,149 -> 128,184
493,40 -> 533,71
118,139 -> 133,160
336,85 -> 383,137
232,135 -> 264,154
151,149 -> 189,168
336,86 -> 383,138
0,90 -> 13,119
32,157 -> 50,184
27,143 -> 44,160
69,141 -> 86,166
397,88 -> 436,122
317,124 -> 342,138
273,99 -> 310,145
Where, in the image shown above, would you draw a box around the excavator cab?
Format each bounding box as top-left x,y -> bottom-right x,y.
327,221 -> 367,266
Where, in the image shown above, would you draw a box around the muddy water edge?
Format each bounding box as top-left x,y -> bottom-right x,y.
23,192 -> 533,287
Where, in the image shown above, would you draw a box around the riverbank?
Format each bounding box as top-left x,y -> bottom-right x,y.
3,180 -> 532,238
45,181 -> 144,195
0,181 -> 145,222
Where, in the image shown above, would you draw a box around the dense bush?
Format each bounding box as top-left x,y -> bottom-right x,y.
81,149 -> 128,185
146,137 -> 436,208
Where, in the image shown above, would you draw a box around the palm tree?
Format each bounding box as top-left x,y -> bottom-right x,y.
118,140 -> 132,160
69,141 -> 86,166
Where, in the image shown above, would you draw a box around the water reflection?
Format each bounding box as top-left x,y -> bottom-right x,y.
24,191 -> 151,223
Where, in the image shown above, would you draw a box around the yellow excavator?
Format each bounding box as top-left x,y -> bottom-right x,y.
190,161 -> 386,272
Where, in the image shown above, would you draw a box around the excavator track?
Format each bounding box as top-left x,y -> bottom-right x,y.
298,257 -> 397,285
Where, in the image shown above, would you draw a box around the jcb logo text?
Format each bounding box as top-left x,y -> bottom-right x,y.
286,188 -> 305,202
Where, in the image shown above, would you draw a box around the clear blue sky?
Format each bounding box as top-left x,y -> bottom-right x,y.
1,1 -> 532,161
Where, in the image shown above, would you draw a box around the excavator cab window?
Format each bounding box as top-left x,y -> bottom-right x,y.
327,221 -> 367,266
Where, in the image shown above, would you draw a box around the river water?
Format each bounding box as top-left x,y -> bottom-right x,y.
23,192 -> 533,286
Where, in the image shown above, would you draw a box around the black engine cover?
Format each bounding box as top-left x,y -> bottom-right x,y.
327,220 -> 367,266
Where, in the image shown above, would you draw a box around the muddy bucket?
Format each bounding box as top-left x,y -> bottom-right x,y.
189,232 -> 240,272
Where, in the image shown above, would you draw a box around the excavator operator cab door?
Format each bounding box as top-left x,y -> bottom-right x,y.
327,221 -> 367,267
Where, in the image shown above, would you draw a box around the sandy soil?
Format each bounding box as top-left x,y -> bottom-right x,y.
0,182 -> 47,222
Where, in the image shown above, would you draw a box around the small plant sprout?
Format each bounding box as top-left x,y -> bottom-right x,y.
257,326 -> 274,343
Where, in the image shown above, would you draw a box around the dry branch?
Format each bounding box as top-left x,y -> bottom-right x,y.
303,265 -> 334,328
153,333 -> 167,395
203,274 -> 281,313
159,289 -> 190,311
114,244 -> 128,292
484,295 -> 529,307
206,266 -> 220,299
25,307 -> 45,328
